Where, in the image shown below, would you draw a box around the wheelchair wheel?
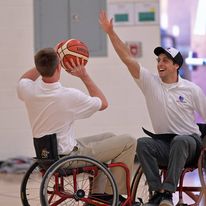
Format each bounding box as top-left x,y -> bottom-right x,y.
40,155 -> 118,206
198,148 -> 206,201
130,163 -> 150,204
20,161 -> 44,206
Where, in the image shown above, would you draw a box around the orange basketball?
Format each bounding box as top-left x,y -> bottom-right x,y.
56,39 -> 89,71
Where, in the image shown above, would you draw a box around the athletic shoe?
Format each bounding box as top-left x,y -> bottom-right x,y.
159,191 -> 173,206
143,191 -> 163,206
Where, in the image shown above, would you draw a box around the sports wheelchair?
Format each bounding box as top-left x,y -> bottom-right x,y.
20,134 -> 142,206
20,124 -> 206,206
131,123 -> 206,206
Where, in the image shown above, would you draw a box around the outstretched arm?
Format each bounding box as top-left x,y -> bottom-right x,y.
99,10 -> 140,79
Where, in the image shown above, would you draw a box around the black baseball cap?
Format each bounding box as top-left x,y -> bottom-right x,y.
154,47 -> 183,68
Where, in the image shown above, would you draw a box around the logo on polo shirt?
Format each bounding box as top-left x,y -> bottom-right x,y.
177,95 -> 186,103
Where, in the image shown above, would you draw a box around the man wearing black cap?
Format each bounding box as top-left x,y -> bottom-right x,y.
99,11 -> 206,206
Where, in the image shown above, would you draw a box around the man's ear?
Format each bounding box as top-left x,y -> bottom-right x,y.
57,63 -> 61,72
175,63 -> 180,71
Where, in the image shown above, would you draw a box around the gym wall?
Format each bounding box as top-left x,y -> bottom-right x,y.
0,0 -> 160,159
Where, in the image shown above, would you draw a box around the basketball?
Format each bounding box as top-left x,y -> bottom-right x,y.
56,39 -> 89,71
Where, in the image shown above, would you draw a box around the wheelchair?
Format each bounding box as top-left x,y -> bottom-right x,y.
20,134 -> 142,206
20,124 -> 206,206
131,124 -> 206,206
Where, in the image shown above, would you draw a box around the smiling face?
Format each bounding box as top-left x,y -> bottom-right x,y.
156,53 -> 179,83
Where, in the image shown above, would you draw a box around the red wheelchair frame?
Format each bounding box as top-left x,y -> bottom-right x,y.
20,125 -> 206,206
21,155 -> 139,206
21,152 -> 206,206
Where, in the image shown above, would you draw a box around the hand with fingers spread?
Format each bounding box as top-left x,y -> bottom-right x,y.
99,10 -> 140,79
99,10 -> 114,35
64,57 -> 87,78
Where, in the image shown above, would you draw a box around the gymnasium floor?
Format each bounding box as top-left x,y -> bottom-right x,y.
0,173 -> 22,205
0,168 -> 204,205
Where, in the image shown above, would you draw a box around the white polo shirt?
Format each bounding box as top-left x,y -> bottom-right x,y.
17,79 -> 102,154
134,66 -> 206,135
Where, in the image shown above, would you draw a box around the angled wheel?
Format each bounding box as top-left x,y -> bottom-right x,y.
131,163 -> 150,204
40,155 -> 118,206
20,161 -> 44,206
132,160 -> 206,206
198,147 -> 206,205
